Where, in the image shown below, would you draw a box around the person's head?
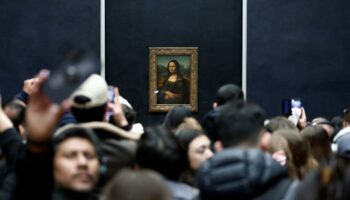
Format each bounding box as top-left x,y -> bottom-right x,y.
343,108 -> 350,128
336,133 -> 350,161
136,125 -> 187,181
215,83 -> 244,107
177,117 -> 203,131
3,99 -> 26,137
70,74 -> 109,123
301,125 -> 332,162
163,105 -> 192,133
265,116 -> 298,133
312,117 -> 334,139
269,129 -> 317,179
216,100 -> 265,148
53,125 -> 103,192
102,169 -> 171,200
176,128 -> 213,171
331,115 -> 343,139
268,132 -> 295,178
108,103 -> 136,130
166,60 -> 182,77
121,103 -> 136,125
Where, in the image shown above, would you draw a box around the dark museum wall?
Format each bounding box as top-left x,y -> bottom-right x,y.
105,0 -> 242,126
1,1 -> 349,126
0,0 -> 100,102
247,0 -> 350,120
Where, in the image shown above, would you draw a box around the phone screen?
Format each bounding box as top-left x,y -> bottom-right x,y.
107,86 -> 115,103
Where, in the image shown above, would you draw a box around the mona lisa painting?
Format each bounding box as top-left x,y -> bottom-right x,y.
149,47 -> 198,112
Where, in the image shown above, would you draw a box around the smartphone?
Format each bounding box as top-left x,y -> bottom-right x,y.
282,98 -> 302,125
44,49 -> 100,102
282,98 -> 302,115
106,86 -> 115,120
107,86 -> 115,103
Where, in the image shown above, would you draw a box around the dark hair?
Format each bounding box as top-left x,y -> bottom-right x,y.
108,104 -> 136,130
343,109 -> 350,124
216,84 -> 244,106
54,126 -> 102,157
331,115 -> 343,139
163,105 -> 191,133
166,59 -> 182,78
71,103 -> 107,123
136,125 -> 187,180
4,100 -> 26,133
103,169 -> 171,200
121,104 -> 136,125
216,100 -> 265,147
176,128 -> 205,153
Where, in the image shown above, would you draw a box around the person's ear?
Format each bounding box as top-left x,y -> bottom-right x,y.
213,102 -> 218,109
214,140 -> 223,152
259,130 -> 271,152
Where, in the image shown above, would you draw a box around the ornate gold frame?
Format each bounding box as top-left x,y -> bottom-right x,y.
149,47 -> 198,112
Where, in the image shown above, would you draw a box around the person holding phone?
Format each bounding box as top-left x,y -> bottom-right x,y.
283,98 -> 308,130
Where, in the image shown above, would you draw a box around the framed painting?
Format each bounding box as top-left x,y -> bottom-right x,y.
149,47 -> 198,112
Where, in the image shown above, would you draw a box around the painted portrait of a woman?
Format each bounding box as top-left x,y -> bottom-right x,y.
158,59 -> 190,104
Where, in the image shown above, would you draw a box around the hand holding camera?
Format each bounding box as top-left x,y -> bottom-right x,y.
106,86 -> 128,128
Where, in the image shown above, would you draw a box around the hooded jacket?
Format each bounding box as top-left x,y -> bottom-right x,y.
196,148 -> 296,200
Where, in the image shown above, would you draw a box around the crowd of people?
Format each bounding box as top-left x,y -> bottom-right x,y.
1,69 -> 350,200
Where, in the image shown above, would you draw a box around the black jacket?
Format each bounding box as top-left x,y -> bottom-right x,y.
196,148 -> 297,200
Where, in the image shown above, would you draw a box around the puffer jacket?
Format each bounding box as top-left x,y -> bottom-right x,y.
196,148 -> 297,200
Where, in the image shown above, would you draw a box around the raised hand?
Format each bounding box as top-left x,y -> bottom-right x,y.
23,77 -> 40,96
25,70 -> 66,148
108,87 -> 128,128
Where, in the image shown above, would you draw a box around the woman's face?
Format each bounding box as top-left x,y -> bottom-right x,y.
168,61 -> 177,74
188,135 -> 213,171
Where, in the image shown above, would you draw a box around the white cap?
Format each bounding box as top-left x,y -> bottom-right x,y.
70,74 -> 108,109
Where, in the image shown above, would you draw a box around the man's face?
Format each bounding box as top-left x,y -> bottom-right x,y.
54,137 -> 100,192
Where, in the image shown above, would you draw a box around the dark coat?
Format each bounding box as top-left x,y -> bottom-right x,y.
196,148 -> 297,200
